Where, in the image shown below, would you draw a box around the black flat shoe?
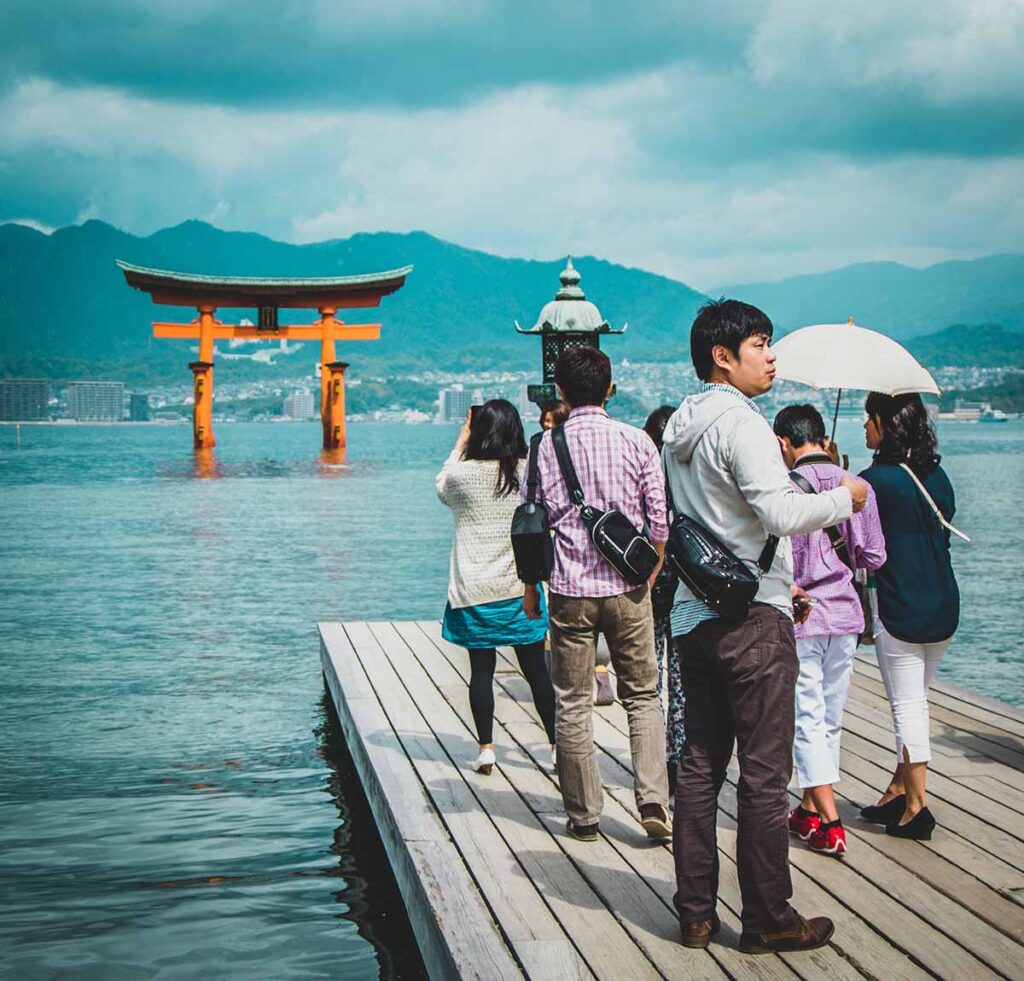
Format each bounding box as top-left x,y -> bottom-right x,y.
859,795 -> 906,824
886,807 -> 935,840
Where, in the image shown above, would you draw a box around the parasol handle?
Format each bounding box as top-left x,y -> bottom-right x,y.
831,387 -> 842,443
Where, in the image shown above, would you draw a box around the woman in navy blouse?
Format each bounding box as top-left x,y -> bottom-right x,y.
857,392 -> 960,840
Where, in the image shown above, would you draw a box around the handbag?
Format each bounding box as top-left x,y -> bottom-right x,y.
510,433 -> 554,584
664,455 -> 778,621
550,425 -> 660,587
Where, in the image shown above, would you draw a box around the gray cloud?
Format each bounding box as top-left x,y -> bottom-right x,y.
1,0 -> 751,108
1,1 -> 1021,285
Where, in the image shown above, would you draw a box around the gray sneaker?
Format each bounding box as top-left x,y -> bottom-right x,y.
594,669 -> 615,706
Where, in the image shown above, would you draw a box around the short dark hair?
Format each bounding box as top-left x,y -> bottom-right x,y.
690,298 -> 774,382
773,404 -> 826,449
555,346 -> 611,407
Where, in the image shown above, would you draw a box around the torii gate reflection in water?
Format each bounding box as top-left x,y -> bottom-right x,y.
117,261 -> 412,452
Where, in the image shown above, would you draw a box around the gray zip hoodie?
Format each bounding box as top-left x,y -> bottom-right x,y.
662,388 -> 853,614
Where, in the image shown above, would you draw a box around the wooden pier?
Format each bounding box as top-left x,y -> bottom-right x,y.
319,621 -> 1024,980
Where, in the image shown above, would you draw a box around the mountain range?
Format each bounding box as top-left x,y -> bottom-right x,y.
0,220 -> 1020,385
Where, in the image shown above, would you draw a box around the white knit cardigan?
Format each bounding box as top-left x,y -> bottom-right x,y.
436,448 -> 527,610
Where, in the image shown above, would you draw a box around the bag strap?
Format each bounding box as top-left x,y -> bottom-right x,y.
789,469 -> 855,572
524,432 -> 543,504
755,535 -> 780,575
551,424 -> 587,508
899,463 -> 971,543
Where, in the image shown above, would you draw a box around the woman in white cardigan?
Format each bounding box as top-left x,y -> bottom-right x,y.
437,400 -> 556,774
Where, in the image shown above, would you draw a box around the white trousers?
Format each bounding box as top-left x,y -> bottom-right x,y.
793,633 -> 858,789
874,625 -> 949,764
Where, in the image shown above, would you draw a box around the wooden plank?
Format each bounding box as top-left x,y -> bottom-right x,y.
495,666 -> 906,981
384,621 -> 664,981
848,671 -> 1024,767
596,642 -> 1024,954
319,623 -> 523,981
347,622 -> 591,980
850,667 -> 1024,742
854,653 -> 1024,726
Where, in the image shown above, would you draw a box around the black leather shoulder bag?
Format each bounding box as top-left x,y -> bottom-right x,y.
510,432 -> 554,584
551,425 -> 659,587
664,463 -> 779,622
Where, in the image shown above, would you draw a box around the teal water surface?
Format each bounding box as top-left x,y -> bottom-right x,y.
0,419 -> 1021,979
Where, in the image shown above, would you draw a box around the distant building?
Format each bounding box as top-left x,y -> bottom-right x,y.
67,381 -> 125,421
0,378 -> 50,421
437,383 -> 483,422
283,389 -> 316,419
129,393 -> 150,422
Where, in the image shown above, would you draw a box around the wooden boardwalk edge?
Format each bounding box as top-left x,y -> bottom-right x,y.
320,621 -> 1024,981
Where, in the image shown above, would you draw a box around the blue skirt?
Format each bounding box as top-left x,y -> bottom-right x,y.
442,593 -> 548,649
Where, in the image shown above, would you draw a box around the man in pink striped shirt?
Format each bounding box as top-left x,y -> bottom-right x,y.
523,347 -> 671,841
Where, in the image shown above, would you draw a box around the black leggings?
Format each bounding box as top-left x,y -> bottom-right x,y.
468,642 -> 556,746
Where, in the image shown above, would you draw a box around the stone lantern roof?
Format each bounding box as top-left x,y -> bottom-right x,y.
514,257 -> 626,335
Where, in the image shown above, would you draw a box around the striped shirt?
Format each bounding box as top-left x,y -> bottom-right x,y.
669,382 -> 762,638
529,405 -> 669,598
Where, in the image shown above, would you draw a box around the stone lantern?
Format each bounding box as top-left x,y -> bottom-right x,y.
515,257 -> 626,405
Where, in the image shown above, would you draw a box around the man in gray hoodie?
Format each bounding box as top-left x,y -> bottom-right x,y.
662,299 -> 868,954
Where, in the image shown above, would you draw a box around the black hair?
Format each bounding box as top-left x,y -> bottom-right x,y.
864,392 -> 940,476
538,399 -> 569,427
643,404 -> 676,451
463,399 -> 528,496
690,298 -> 774,382
773,404 -> 827,449
554,346 -> 611,407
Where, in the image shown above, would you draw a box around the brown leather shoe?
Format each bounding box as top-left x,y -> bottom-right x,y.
739,910 -> 834,954
680,914 -> 721,949
639,802 -> 672,839
565,819 -> 600,842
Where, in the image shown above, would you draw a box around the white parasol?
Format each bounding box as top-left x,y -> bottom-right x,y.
772,319 -> 940,439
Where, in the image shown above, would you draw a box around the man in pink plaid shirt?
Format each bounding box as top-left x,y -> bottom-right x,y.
523,347 -> 671,841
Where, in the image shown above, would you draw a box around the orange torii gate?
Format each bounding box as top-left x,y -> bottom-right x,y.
117,261 -> 411,451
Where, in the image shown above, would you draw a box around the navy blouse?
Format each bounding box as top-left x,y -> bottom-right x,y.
859,462 -> 960,644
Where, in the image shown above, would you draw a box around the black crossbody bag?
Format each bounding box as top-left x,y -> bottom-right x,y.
510,432 -> 554,584
664,463 -> 779,622
551,425 -> 660,587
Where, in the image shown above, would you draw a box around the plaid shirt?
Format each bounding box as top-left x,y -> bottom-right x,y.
528,405 -> 669,598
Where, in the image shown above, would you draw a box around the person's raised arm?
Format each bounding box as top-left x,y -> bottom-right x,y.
436,411 -> 472,506
730,415 -> 862,536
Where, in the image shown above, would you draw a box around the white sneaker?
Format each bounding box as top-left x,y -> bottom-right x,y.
470,747 -> 496,774
547,744 -> 558,774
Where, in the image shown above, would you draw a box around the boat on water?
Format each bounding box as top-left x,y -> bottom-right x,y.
980,409 -> 1011,423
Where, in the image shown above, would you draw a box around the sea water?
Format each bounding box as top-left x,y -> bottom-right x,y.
0,419 -> 1020,978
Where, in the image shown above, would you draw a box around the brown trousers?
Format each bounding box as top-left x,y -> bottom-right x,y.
672,603 -> 799,934
549,586 -> 669,826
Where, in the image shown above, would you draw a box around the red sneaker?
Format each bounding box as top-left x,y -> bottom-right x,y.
788,807 -> 820,841
808,822 -> 847,857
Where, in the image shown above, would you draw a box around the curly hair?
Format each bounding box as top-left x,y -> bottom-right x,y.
865,391 -> 941,476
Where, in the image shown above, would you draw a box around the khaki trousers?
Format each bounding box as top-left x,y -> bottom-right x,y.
549,586 -> 668,826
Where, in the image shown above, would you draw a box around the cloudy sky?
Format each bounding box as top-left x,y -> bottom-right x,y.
1,0 -> 1022,287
